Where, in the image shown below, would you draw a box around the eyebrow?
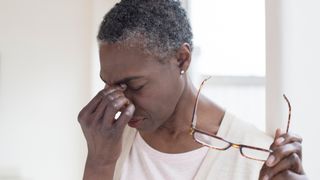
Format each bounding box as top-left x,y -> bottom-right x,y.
99,74 -> 144,85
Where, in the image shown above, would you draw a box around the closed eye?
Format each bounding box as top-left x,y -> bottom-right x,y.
129,85 -> 144,91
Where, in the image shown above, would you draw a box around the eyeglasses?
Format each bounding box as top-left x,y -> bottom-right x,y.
189,76 -> 292,162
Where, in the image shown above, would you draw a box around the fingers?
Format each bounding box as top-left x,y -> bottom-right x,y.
275,128 -> 282,139
102,96 -> 130,128
275,133 -> 303,146
114,104 -> 135,130
78,93 -> 103,122
270,130 -> 301,151
273,171 -> 308,180
261,153 -> 303,180
78,86 -> 126,126
78,84 -> 133,166
92,90 -> 124,123
276,133 -> 303,159
268,133 -> 303,164
259,131 -> 305,180
266,141 -> 302,168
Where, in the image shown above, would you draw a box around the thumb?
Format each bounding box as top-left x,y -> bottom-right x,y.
275,128 -> 282,138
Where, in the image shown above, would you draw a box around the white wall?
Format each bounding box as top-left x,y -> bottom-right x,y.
90,0 -> 120,96
0,0 -> 92,179
266,0 -> 320,179
2,0 -> 318,179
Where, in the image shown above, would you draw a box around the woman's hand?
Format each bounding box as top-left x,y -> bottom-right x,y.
78,85 -> 135,179
259,129 -> 308,180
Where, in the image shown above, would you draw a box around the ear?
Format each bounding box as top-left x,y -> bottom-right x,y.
175,43 -> 192,73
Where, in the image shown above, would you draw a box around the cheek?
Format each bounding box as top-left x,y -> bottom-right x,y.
133,84 -> 182,123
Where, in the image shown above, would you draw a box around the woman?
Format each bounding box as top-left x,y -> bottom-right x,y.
78,0 -> 307,179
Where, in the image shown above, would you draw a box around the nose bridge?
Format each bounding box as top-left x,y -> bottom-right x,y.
124,89 -> 134,103
231,144 -> 240,149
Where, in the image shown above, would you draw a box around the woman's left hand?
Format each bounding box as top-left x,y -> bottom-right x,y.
259,128 -> 308,180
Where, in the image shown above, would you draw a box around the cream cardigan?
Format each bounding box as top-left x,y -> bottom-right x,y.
114,112 -> 273,180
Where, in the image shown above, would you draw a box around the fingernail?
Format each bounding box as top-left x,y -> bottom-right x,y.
262,175 -> 269,180
266,155 -> 275,167
275,137 -> 285,145
120,83 -> 127,89
125,104 -> 135,116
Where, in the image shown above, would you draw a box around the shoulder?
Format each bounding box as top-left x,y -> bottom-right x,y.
221,112 -> 273,149
196,112 -> 273,179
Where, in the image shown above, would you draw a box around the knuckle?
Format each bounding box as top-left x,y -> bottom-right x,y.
101,124 -> 112,132
273,147 -> 284,157
297,136 -> 303,143
289,133 -> 303,142
101,126 -> 121,138
105,91 -> 124,102
110,96 -> 127,111
92,111 -> 102,121
106,94 -> 114,101
290,153 -> 300,162
282,170 -> 291,177
123,110 -> 133,118
77,112 -> 82,122
280,133 -> 289,139
103,86 -> 122,95
294,142 -> 302,152
273,171 -> 289,180
113,90 -> 123,96
270,143 -> 277,150
275,170 -> 289,179
77,110 -> 86,123
111,101 -> 119,109
107,99 -> 123,111
279,145 -> 288,154
77,117 -> 82,123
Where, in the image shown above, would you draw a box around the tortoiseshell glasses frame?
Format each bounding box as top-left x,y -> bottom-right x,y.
189,76 -> 292,162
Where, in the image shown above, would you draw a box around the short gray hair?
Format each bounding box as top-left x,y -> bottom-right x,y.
97,0 -> 193,60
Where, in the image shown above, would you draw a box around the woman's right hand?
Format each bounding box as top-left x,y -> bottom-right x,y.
78,85 -> 135,170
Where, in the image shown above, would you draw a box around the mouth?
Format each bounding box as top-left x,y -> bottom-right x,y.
128,118 -> 144,128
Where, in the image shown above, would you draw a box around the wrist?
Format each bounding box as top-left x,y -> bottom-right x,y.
84,159 -> 116,180
86,153 -> 118,167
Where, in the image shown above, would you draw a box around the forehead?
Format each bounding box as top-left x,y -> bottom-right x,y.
99,43 -> 161,84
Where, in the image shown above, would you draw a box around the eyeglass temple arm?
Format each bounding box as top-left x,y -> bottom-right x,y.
191,96 -> 199,129
283,94 -> 291,133
191,76 -> 212,129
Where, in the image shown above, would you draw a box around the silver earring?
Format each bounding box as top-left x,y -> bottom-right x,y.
180,70 -> 185,75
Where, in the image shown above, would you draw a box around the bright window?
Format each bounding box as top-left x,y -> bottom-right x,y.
188,0 -> 266,130
189,0 -> 265,76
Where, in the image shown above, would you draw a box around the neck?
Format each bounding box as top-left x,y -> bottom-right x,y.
155,75 -> 198,138
139,75 -> 225,153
